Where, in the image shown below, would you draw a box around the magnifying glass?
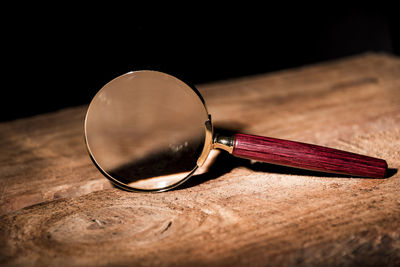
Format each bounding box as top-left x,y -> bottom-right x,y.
85,70 -> 388,192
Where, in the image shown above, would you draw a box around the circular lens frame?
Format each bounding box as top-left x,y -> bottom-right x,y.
84,70 -> 213,192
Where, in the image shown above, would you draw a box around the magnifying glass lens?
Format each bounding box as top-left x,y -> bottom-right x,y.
85,71 -> 209,191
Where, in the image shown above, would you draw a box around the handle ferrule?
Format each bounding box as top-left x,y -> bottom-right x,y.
213,133 -> 235,153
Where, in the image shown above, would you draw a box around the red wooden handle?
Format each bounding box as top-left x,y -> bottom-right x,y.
232,133 -> 387,178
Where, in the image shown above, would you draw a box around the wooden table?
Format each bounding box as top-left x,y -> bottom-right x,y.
1,53 -> 399,266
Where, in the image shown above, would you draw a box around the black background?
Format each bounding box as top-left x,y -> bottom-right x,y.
3,4 -> 399,122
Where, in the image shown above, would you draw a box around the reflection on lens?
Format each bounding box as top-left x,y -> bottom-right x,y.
85,71 -> 210,191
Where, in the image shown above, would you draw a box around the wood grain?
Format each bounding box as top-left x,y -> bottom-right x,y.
233,133 -> 387,178
1,53 -> 400,266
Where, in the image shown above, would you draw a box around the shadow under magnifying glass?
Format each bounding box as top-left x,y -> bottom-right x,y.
106,124 -> 397,191
107,137 -> 204,186
174,153 -> 397,191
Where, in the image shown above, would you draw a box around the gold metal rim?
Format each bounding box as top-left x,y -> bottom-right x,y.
84,70 -> 213,192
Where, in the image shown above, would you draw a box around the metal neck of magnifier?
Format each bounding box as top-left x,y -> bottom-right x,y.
213,133 -> 235,153
197,119 -> 235,166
